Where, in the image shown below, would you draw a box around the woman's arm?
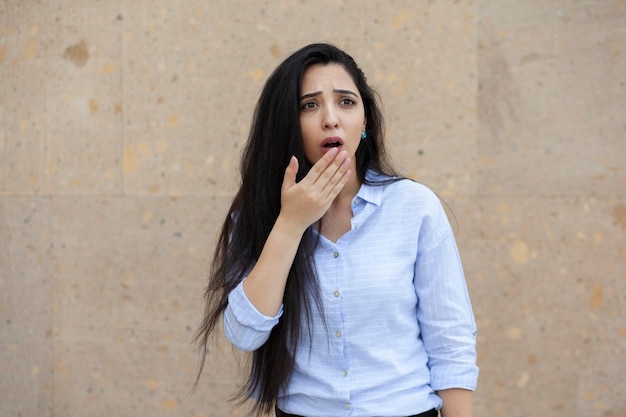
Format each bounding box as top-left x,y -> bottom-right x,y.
242,148 -> 351,316
411,189 -> 479,409
437,388 -> 473,417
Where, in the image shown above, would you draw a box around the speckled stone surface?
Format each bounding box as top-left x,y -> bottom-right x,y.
1,1 -> 624,416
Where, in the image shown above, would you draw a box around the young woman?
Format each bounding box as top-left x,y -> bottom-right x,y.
195,43 -> 478,417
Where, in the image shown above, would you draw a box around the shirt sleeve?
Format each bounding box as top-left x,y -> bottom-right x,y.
414,199 -> 479,391
223,279 -> 283,352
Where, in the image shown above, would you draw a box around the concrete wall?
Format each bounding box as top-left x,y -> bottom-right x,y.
1,1 -> 624,416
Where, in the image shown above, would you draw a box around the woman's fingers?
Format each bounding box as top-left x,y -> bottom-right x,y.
281,156 -> 298,193
320,157 -> 351,199
308,150 -> 350,188
300,148 -> 342,186
279,150 -> 352,230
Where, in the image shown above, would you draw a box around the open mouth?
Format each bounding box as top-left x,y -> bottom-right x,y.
321,137 -> 344,150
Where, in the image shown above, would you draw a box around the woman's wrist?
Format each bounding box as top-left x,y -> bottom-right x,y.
274,213 -> 309,241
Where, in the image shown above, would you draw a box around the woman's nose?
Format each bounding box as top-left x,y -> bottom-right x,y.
322,106 -> 339,129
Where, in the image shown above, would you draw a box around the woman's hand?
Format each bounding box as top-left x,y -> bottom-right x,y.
278,148 -> 352,235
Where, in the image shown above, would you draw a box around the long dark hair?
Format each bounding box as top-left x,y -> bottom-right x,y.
194,43 -> 400,416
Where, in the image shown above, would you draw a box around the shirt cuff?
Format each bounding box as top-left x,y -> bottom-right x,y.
227,279 -> 283,331
430,364 -> 480,391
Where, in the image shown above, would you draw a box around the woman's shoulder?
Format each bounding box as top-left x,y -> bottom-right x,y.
367,171 -> 440,206
394,177 -> 437,197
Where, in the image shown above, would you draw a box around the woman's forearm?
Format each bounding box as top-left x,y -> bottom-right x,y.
242,215 -> 305,316
437,388 -> 473,417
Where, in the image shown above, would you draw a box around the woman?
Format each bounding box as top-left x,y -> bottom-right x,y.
195,43 -> 478,417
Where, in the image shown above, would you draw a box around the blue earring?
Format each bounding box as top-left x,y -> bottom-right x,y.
361,131 -> 367,140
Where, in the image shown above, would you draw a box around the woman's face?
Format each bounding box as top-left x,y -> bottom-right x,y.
299,63 -> 366,167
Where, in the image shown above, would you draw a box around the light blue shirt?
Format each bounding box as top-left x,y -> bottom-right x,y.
224,172 -> 478,417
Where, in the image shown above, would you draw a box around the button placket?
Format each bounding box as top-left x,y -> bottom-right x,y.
325,242 -> 348,399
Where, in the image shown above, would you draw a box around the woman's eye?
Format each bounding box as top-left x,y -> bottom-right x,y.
301,101 -> 317,109
340,98 -> 356,106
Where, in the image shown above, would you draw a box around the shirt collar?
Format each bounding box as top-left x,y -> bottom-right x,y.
354,170 -> 388,207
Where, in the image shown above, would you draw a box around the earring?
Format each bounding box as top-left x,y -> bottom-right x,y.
361,131 -> 367,140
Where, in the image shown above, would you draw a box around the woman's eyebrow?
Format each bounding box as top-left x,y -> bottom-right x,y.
333,89 -> 358,97
300,91 -> 322,100
300,89 -> 358,100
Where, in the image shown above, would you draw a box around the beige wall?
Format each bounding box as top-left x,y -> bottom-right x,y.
1,1 -> 624,416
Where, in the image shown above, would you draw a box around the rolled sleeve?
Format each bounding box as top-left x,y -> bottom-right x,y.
223,279 -> 283,352
430,355 -> 479,391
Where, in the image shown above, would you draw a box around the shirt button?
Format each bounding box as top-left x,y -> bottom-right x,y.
333,251 -> 339,258
334,290 -> 340,297
335,330 -> 341,337
344,403 -> 351,410
342,370 -> 348,377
